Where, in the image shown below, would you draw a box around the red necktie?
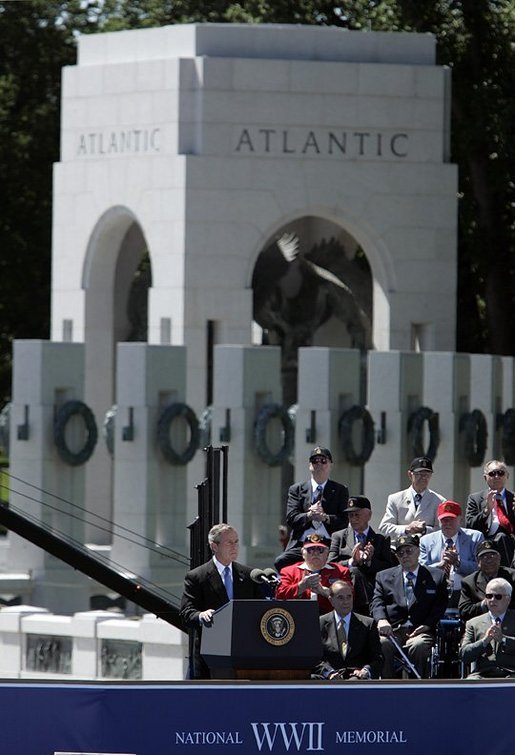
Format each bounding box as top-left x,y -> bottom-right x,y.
495,497 -> 513,534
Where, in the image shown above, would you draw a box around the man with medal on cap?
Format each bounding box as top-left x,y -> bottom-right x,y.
329,495 -> 394,599
274,446 -> 349,572
371,533 -> 448,678
458,539 -> 515,622
379,456 -> 446,541
275,532 -> 370,615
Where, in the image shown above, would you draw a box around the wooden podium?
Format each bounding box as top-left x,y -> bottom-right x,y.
200,599 -> 322,680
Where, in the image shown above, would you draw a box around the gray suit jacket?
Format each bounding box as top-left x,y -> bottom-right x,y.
461,609 -> 515,676
379,487 -> 446,540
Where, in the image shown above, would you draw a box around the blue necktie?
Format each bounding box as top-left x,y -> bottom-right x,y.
223,565 -> 233,600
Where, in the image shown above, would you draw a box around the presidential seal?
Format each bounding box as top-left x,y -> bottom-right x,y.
260,608 -> 295,646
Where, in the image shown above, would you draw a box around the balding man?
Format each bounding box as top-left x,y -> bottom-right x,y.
313,580 -> 383,680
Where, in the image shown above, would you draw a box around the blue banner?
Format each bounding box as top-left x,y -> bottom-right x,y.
1,681 -> 514,754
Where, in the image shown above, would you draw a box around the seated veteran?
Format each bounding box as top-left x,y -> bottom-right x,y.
419,500 -> 484,608
458,539 -> 515,622
329,495 -> 394,597
371,534 -> 448,678
275,533 -> 369,615
312,580 -> 383,680
460,577 -> 515,679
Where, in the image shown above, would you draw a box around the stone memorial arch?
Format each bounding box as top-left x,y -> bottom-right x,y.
5,23 -> 460,610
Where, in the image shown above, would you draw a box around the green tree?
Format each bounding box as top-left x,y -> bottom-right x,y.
0,1 -> 513,407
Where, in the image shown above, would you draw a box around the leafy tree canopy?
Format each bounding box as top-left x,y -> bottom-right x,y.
0,1 -> 513,404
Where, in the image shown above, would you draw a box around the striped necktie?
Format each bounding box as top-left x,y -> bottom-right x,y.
337,619 -> 348,658
405,572 -> 416,607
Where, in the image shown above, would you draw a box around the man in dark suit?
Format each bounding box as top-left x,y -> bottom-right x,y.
465,459 -> 515,566
275,446 -> 349,572
458,539 -> 515,622
329,495 -> 393,600
179,523 -> 263,679
313,580 -> 383,680
461,577 -> 515,678
371,534 -> 448,678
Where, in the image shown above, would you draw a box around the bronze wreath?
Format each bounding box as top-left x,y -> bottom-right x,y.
254,403 -> 294,466
459,409 -> 487,467
156,402 -> 200,465
338,405 -> 375,466
54,400 -> 98,466
407,406 -> 439,461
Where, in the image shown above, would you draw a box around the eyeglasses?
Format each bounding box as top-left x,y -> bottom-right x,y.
485,593 -> 506,600
311,458 -> 328,465
478,551 -> 499,559
487,469 -> 506,478
397,547 -> 416,555
306,546 -> 326,554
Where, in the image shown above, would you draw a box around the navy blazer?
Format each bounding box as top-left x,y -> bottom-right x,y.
465,489 -> 515,535
328,525 -> 394,583
371,564 -> 448,631
180,559 -> 262,627
285,478 -> 349,548
180,559 -> 263,679
314,611 -> 383,679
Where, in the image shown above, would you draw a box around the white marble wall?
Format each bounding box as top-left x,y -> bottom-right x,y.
0,606 -> 187,680
49,23 -> 458,533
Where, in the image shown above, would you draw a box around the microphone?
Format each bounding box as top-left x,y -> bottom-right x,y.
263,567 -> 281,584
250,568 -> 270,584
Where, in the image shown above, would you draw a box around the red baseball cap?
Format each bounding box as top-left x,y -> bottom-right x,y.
438,500 -> 462,519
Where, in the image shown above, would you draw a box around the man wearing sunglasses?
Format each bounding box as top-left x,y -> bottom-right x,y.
460,577 -> 515,678
465,460 -> 515,566
274,446 -> 349,572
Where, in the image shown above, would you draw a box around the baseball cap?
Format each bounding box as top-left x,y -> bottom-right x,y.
309,447 -> 332,463
437,500 -> 462,519
396,534 -> 420,551
344,496 -> 371,513
410,456 -> 433,473
303,533 -> 330,549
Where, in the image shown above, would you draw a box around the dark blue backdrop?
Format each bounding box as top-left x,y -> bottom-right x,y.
1,681 -> 513,754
